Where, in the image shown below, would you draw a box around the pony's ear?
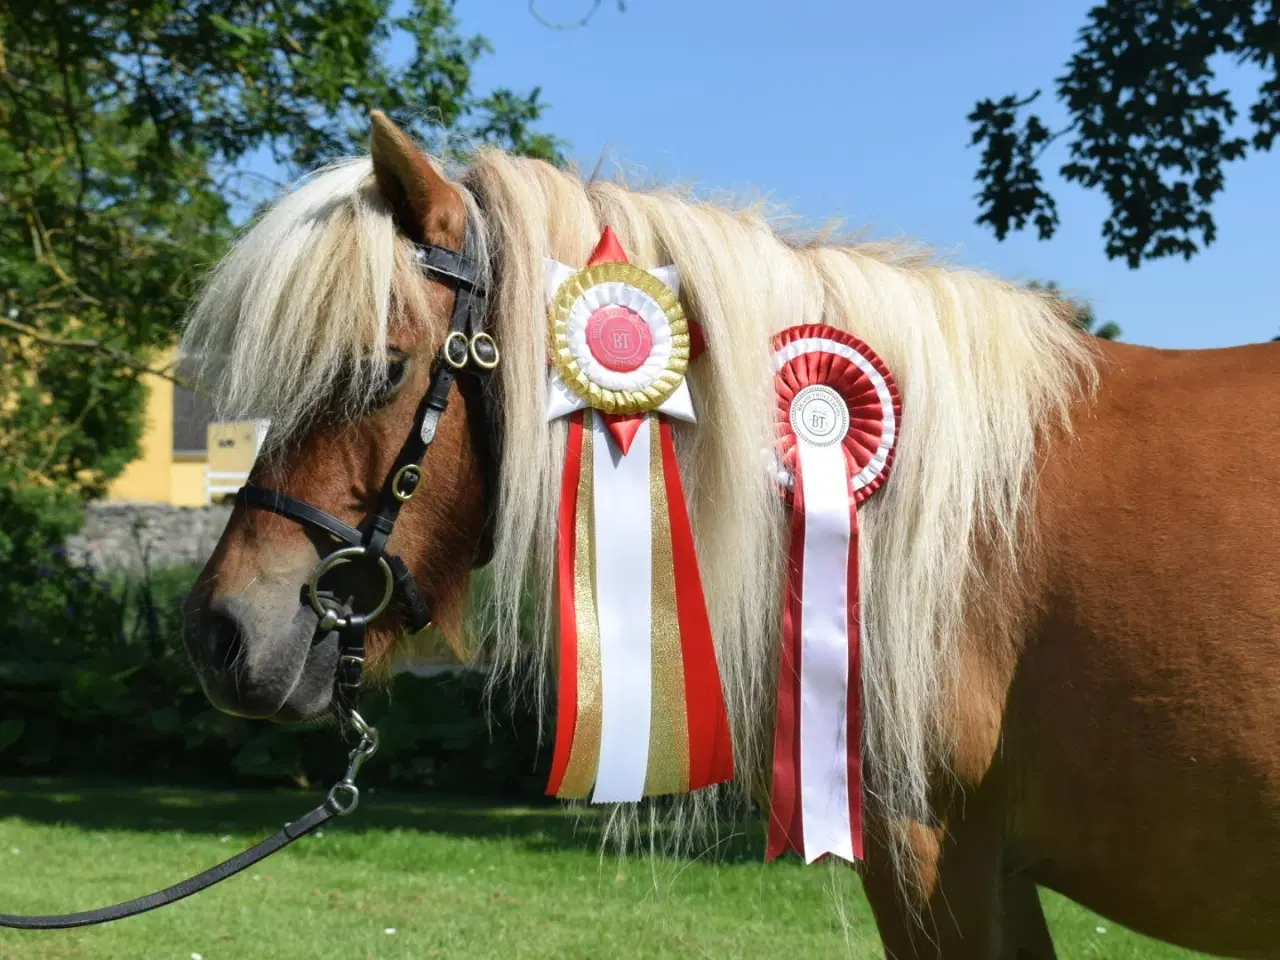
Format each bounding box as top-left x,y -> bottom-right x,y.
369,110 -> 464,247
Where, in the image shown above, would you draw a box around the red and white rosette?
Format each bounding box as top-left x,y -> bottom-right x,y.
766,323 -> 901,864
543,227 -> 733,804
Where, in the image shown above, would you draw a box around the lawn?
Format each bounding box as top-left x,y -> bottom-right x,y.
0,779 -> 1209,960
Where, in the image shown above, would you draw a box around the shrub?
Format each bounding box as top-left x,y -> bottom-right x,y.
0,557 -> 550,799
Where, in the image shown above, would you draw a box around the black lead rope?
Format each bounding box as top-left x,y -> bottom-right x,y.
0,619 -> 377,931
0,219 -> 499,931
0,711 -> 378,930
0,806 -> 333,930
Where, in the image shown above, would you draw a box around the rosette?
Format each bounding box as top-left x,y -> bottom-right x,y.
543,227 -> 733,804
766,323 -> 901,864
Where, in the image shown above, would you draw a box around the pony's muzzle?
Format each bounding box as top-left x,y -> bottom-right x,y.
185,594 -> 335,720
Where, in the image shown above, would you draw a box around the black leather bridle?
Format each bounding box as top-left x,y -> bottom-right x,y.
237,218 -> 500,716
0,219 -> 501,931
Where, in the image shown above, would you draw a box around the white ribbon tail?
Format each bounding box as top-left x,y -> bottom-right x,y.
590,413 -> 653,802
796,438 -> 854,863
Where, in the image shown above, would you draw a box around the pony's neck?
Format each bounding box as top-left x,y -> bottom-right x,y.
461,149 -> 1096,869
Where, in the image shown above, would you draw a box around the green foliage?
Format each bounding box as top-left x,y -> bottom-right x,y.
0,0 -> 562,568
1025,280 -> 1121,341
969,0 -> 1280,267
0,783 -> 1215,959
0,560 -> 548,796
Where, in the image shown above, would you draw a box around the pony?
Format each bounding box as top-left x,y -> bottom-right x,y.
181,111 -> 1280,959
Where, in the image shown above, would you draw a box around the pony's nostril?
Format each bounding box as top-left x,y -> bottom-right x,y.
188,597 -> 319,720
205,610 -> 247,671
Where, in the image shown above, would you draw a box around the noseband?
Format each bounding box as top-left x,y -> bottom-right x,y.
0,220 -> 502,931
236,218 -> 500,711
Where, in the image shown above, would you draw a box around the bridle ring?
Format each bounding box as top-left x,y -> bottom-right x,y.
443,330 -> 470,370
469,332 -> 500,370
308,546 -> 395,627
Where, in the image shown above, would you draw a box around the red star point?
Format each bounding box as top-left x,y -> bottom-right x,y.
586,225 -> 630,266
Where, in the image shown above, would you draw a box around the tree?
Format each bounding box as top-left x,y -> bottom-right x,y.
0,0 -> 561,572
1026,281 -> 1121,341
969,0 -> 1279,268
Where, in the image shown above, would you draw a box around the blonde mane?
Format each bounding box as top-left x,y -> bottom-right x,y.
182,148 -> 1095,872
182,159 -> 432,444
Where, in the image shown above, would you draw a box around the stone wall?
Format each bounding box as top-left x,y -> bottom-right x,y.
67,502 -> 233,573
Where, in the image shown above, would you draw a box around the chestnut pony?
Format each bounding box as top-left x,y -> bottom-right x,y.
181,113 -> 1280,959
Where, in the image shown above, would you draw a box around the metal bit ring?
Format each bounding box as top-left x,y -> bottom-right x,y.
307,547 -> 395,627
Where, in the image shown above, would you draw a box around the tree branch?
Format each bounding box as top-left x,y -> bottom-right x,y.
53,22 -> 91,276
0,317 -> 203,393
1030,125 -> 1069,163
35,381 -> 101,478
528,0 -> 607,30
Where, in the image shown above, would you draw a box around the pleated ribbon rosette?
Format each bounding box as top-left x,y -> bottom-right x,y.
766,323 -> 901,864
543,227 -> 734,803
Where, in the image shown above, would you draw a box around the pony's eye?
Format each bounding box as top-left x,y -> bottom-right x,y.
386,358 -> 409,389
372,355 -> 412,405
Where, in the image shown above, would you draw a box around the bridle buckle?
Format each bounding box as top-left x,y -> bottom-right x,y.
391,463 -> 422,502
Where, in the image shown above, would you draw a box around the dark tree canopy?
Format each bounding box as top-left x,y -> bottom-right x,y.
0,0 -> 560,565
969,0 -> 1279,268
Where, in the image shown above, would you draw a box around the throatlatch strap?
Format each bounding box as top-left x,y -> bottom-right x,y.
0,802 -> 337,929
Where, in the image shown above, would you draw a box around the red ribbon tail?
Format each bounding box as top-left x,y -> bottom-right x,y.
847,508 -> 865,860
767,455 -> 807,860
546,412 -> 585,797
659,418 -> 734,791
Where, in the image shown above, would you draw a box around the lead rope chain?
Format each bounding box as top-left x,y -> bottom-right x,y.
326,709 -> 380,814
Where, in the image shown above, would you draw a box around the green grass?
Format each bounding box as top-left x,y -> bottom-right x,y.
0,780 -> 1208,959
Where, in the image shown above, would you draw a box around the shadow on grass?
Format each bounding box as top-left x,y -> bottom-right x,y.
0,778 -> 766,863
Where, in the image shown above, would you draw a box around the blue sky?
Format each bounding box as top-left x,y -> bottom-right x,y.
444,0 -> 1278,349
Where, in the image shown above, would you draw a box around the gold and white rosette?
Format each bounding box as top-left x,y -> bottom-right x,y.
543,227 -> 732,805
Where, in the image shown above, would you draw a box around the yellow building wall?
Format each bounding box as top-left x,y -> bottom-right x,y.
170,457 -> 210,507
107,350 -> 176,503
106,347 -> 212,506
